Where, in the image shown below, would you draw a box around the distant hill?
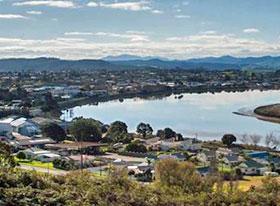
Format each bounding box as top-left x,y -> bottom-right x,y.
0,57 -> 128,72
102,54 -> 169,61
109,55 -> 280,70
0,55 -> 279,72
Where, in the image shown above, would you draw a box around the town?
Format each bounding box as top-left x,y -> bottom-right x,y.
1,67 -> 280,185
1,69 -> 280,116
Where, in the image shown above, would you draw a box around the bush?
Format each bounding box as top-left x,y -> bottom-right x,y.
16,151 -> 26,160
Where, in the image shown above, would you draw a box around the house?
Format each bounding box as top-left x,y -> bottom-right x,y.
14,138 -> 56,149
158,154 -> 178,160
21,147 -> 52,159
11,118 -> 40,137
216,147 -> 233,157
35,153 -> 61,162
197,166 -> 212,176
172,153 -> 187,161
239,160 -> 268,175
246,151 -> 269,160
0,117 -> 14,137
222,154 -> 240,166
179,139 -> 201,152
157,154 -> 185,161
197,150 -> 216,164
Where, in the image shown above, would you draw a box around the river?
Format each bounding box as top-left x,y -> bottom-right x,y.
61,90 -> 280,141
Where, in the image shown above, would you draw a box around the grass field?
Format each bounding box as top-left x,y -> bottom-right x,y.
227,176 -> 280,191
16,158 -> 54,169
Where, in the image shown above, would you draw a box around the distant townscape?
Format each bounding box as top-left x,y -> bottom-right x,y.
1,57 -> 280,204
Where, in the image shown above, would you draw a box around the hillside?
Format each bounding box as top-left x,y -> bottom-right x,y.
0,55 -> 279,72
0,58 -> 129,72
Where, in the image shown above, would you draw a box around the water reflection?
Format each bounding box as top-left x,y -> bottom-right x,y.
62,90 -> 280,141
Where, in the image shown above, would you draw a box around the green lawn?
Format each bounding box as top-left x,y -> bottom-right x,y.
218,164 -> 233,173
16,158 -> 54,169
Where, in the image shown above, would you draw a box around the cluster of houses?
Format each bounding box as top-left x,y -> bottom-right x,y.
0,115 -> 280,180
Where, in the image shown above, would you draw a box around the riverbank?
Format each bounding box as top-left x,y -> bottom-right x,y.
254,104 -> 280,124
234,104 -> 280,125
59,87 -> 279,111
61,90 -> 280,140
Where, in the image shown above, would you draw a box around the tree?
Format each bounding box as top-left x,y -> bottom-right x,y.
41,123 -> 67,142
176,133 -> 184,141
41,92 -> 59,113
157,128 -> 176,140
108,121 -> 128,134
239,134 -> 249,144
265,132 -> 275,148
250,134 -> 262,146
0,142 -> 16,168
69,118 -> 102,142
155,159 -> 216,193
105,121 -> 131,143
136,122 -> 153,138
222,134 -> 237,147
126,141 -> 147,153
16,151 -> 26,160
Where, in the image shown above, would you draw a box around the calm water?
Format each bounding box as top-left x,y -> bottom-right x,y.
61,90 -> 280,141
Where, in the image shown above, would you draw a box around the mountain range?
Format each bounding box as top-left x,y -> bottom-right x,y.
0,55 -> 279,72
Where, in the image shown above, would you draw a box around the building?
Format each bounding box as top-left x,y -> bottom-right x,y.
0,117 -> 14,137
239,160 -> 268,175
11,118 -> 40,137
36,153 -> 61,162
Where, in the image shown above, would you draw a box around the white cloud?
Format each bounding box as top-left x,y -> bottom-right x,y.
13,1 -> 76,8
0,32 -> 279,60
200,30 -> 217,35
175,15 -> 190,19
0,14 -> 27,19
151,9 -> 163,14
64,32 -> 94,36
87,1 -> 154,11
87,1 -> 98,7
98,1 -> 151,11
26,10 -> 43,15
243,28 -> 260,33
64,31 -> 150,42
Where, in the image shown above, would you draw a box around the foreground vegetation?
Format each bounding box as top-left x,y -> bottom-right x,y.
0,161 -> 280,205
1,141 -> 280,205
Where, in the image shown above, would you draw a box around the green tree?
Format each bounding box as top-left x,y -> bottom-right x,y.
105,121 -> 131,143
16,151 -> 26,160
136,122 -> 153,138
69,118 -> 102,142
41,92 -> 59,113
157,128 -> 176,140
126,141 -> 147,153
155,159 -> 216,193
41,123 -> 66,142
108,121 -> 128,134
0,142 -> 16,168
222,134 -> 237,147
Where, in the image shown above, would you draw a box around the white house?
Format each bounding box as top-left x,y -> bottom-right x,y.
0,117 -> 14,137
239,160 -> 269,175
21,148 -> 51,159
179,139 -> 201,151
35,153 -> 61,162
11,118 -> 40,137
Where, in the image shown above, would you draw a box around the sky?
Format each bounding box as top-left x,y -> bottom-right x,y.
0,0 -> 279,59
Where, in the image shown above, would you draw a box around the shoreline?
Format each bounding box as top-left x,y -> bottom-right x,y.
234,106 -> 280,125
59,87 -> 280,111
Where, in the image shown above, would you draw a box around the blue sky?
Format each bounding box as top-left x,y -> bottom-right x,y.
0,0 -> 279,59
